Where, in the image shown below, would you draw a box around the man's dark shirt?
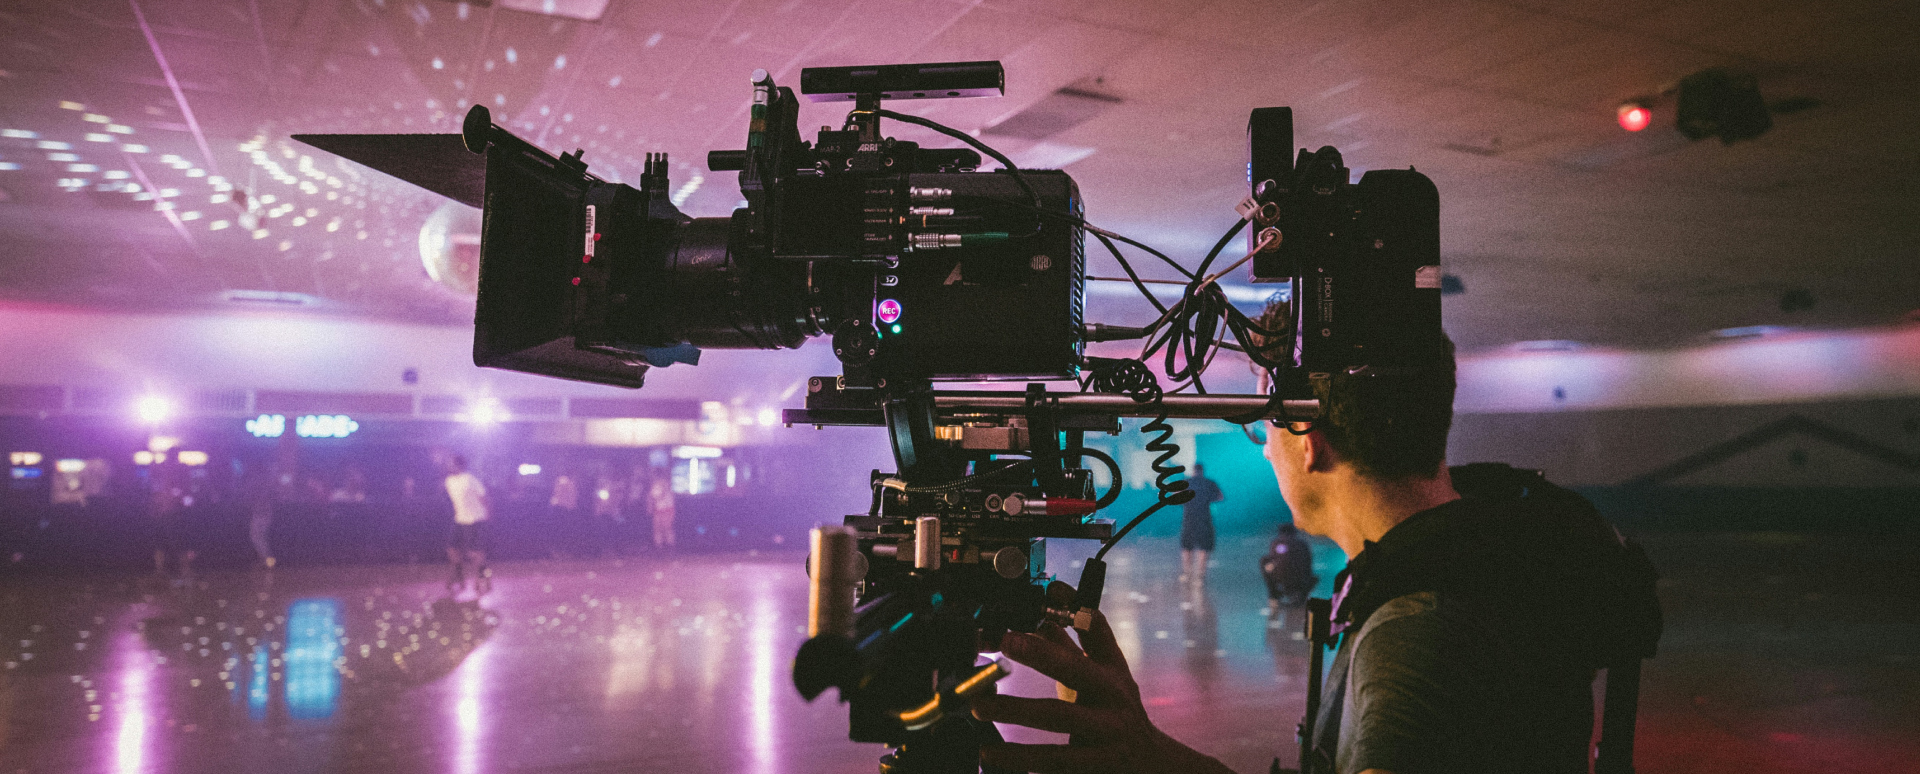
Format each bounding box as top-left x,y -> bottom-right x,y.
1180,476 -> 1224,547
1183,475 -> 1224,519
1308,469 -> 1659,774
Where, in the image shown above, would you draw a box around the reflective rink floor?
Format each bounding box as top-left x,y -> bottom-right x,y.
1,532 -> 1916,774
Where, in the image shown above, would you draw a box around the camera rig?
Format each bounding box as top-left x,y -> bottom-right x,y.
297,58 -> 1440,774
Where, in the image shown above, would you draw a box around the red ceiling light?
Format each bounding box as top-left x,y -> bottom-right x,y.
1617,102 -> 1653,132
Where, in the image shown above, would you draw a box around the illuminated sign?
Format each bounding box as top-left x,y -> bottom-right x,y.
517,464 -> 542,476
672,445 -> 724,459
247,414 -> 286,438
296,415 -> 359,438
246,414 -> 359,438
10,451 -> 42,466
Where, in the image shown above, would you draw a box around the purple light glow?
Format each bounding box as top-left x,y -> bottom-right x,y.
453,638 -> 492,774
112,630 -> 154,774
746,580 -> 781,774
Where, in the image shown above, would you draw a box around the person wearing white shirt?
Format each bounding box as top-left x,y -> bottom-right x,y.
443,455 -> 491,594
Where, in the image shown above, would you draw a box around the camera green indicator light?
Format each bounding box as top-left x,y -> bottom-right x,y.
891,324 -> 902,334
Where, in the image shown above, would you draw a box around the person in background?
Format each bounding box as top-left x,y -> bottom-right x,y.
1260,522 -> 1318,617
589,465 -> 624,557
148,455 -> 194,577
246,462 -> 277,569
399,475 -> 435,564
623,463 -> 653,554
443,455 -> 491,594
649,475 -> 676,550
548,469 -> 580,560
250,434 -> 298,569
1180,462 -> 1226,586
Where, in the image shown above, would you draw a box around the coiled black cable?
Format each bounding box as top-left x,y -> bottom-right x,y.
1083,357 -> 1194,560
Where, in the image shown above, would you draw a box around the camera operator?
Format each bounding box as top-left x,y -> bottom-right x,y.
973,317 -> 1655,774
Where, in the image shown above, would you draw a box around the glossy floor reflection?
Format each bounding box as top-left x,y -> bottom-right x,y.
2,532 -> 1915,773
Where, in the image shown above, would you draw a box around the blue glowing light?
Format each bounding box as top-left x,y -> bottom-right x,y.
284,599 -> 342,719
295,415 -> 359,438
248,414 -> 359,438
246,414 -> 285,438
247,644 -> 269,720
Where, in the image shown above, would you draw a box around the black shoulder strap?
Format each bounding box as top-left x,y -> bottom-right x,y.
1594,660 -> 1643,774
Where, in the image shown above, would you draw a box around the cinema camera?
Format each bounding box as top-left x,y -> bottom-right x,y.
298,59 -> 1442,773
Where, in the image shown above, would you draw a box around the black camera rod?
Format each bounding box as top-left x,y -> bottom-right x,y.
785,388 -> 1317,428
932,391 -> 1317,421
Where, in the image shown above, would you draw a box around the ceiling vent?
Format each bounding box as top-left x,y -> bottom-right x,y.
983,85 -> 1123,141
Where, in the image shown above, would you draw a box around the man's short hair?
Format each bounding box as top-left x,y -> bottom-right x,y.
1255,302 -> 1457,480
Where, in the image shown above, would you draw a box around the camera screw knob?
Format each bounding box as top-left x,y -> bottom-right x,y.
990,546 -> 1028,579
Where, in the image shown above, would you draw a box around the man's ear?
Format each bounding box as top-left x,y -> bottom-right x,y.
1301,428 -> 1338,473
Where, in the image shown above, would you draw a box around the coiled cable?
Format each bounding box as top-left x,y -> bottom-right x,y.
1083,357 -> 1194,560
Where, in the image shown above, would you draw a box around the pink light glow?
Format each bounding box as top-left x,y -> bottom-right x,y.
114,631 -> 153,774
453,639 -> 492,774
746,581 -> 781,774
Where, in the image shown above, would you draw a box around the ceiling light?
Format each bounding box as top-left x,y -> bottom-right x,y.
135,395 -> 174,424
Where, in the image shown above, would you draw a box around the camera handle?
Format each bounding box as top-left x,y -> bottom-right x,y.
1593,660 -> 1643,774
1283,597 -> 1334,774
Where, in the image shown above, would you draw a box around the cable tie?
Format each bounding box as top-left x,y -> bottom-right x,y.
1234,195 -> 1261,221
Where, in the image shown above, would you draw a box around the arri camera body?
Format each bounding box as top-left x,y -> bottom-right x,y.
296,59 -> 1485,774
457,60 -> 1083,390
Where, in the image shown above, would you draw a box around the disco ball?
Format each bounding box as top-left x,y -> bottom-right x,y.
418,200 -> 483,296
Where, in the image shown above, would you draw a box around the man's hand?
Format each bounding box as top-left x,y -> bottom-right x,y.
971,612 -> 1237,774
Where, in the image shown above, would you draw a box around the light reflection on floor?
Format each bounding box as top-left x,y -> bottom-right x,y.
1,532 -> 1915,773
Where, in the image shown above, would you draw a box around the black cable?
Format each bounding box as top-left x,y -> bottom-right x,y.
989,199 -> 1193,280
873,109 -> 1299,413
888,458 -> 1036,494
873,109 -> 1043,237
1083,357 -> 1192,561
1096,232 -> 1169,314
1129,217 -> 1294,407
1193,218 -> 1247,280
1074,447 -> 1124,509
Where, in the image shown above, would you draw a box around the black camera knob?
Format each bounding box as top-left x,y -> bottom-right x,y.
832,320 -> 880,367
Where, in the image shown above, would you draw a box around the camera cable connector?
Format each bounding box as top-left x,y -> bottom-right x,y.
907,231 -> 1010,251
896,658 -> 1012,731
